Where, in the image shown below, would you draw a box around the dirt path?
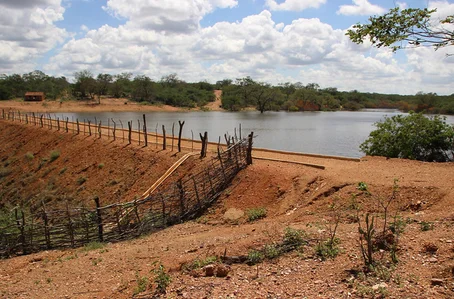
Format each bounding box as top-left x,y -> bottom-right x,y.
203,90 -> 224,111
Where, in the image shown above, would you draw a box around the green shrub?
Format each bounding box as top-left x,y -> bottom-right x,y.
153,264 -> 171,294
247,249 -> 264,265
133,274 -> 149,295
25,152 -> 34,160
77,176 -> 87,185
246,207 -> 267,222
283,227 -> 307,248
0,167 -> 11,178
98,163 -> 104,169
49,150 -> 60,162
263,244 -> 281,259
315,238 -> 340,260
420,221 -> 434,231
182,256 -> 218,271
360,112 -> 454,162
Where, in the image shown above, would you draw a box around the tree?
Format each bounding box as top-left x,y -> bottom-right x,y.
347,7 -> 454,51
360,112 -> 454,162
111,72 -> 132,98
74,70 -> 97,99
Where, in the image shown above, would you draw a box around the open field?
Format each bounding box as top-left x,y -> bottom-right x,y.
0,120 -> 453,298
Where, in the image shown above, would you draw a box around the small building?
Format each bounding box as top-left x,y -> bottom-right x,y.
24,92 -> 45,102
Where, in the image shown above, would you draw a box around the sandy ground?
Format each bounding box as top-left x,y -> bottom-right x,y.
0,120 -> 454,299
0,92 -> 226,113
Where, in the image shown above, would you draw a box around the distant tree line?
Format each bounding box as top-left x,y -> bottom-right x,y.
1,70 -> 453,114
218,76 -> 454,114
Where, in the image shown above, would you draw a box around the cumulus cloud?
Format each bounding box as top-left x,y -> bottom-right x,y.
265,0 -> 326,11
40,5 -> 454,95
103,0 -> 238,33
337,0 -> 386,16
0,0 -> 67,72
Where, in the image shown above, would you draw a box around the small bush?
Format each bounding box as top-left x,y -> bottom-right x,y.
246,207 -> 267,222
77,176 -> 87,185
283,227 -> 307,248
315,238 -> 340,260
59,167 -> 67,174
98,163 -> 104,169
247,249 -> 264,265
154,264 -> 171,294
357,182 -> 368,192
0,167 -> 11,178
133,274 -> 149,295
25,152 -> 34,160
263,244 -> 281,259
49,150 -> 60,162
420,221 -> 434,231
182,256 -> 218,271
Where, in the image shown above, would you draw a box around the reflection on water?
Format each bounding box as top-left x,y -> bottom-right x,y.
52,110 -> 454,158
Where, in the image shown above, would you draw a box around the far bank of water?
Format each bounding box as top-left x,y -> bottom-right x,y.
52,110 -> 454,158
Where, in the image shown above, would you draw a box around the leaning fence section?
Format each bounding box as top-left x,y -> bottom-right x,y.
0,113 -> 253,257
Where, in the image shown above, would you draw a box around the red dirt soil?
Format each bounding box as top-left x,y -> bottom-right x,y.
1,120 -> 454,298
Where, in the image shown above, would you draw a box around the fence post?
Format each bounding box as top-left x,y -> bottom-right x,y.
177,179 -> 185,220
247,132 -> 253,165
108,118 -> 110,140
65,117 -> 69,133
171,122 -> 175,151
94,197 -> 103,242
98,121 -> 102,139
199,132 -> 208,158
18,111 -> 21,122
25,114 -> 28,124
155,123 -> 158,149
1,109 -> 4,119
191,130 -> 194,152
192,177 -> 201,208
76,119 -> 80,135
40,115 -> 44,127
88,120 -> 92,136
15,208 -> 27,254
112,119 -> 116,141
66,202 -> 75,247
138,119 -> 141,146
178,120 -> 185,152
41,202 -> 51,249
128,121 -> 132,144
143,114 -> 148,147
162,125 -> 166,150
120,120 -> 124,142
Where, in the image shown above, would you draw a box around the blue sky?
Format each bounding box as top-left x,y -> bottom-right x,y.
0,0 -> 453,95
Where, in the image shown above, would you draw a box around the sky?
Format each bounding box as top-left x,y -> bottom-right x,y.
0,0 -> 453,95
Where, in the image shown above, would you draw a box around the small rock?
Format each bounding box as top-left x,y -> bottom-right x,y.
224,208 -> 244,221
372,283 -> 388,290
204,265 -> 215,277
215,264 -> 230,277
431,278 -> 444,286
314,280 -> 323,284
446,240 -> 452,244
428,257 -> 438,263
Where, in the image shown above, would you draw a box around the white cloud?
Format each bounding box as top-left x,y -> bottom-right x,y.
80,24 -> 89,32
103,0 -> 238,33
396,2 -> 407,9
36,6 -> 454,95
0,0 -> 68,73
265,0 -> 326,11
337,0 -> 386,16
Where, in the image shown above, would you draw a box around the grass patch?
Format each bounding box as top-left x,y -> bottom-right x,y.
420,221 -> 434,231
59,167 -> 67,174
49,150 -> 60,162
315,238 -> 340,260
82,241 -> 104,251
182,256 -> 218,271
0,167 -> 11,178
246,207 -> 267,222
263,244 -> 281,259
25,152 -> 34,160
283,227 -> 307,249
98,163 -> 104,169
77,176 -> 87,185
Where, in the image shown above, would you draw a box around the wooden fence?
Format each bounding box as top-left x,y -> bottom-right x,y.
0,109 -> 253,257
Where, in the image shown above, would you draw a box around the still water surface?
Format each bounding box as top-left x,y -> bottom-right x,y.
56,110 -> 454,158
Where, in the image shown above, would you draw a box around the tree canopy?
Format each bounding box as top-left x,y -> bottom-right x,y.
347,7 -> 454,51
360,112 -> 454,162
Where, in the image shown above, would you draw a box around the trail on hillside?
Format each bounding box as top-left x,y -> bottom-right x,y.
203,90 -> 224,111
